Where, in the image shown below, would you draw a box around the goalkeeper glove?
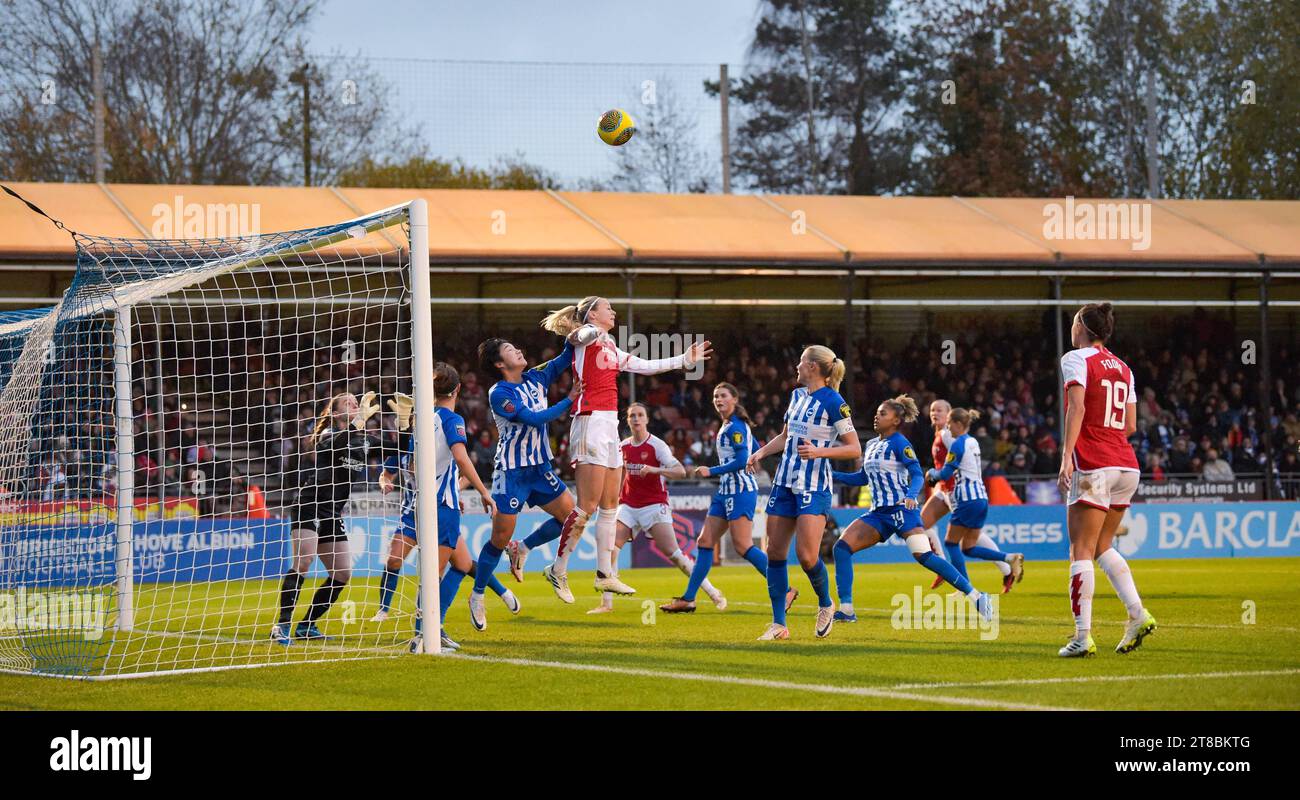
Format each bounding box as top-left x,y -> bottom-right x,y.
387,392 -> 415,432
353,390 -> 381,430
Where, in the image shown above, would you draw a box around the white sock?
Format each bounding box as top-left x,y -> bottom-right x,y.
517,541 -> 530,558
601,591 -> 613,607
979,532 -> 1012,575
1097,549 -> 1144,621
839,602 -> 854,615
1069,560 -> 1095,638
925,528 -> 946,559
668,548 -> 693,576
595,508 -> 617,576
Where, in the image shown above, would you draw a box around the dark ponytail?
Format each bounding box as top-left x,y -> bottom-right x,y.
477,338 -> 507,380
715,382 -> 753,425
1078,302 -> 1116,343
433,362 -> 460,397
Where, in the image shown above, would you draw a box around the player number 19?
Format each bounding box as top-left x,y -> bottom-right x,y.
1099,378 -> 1128,430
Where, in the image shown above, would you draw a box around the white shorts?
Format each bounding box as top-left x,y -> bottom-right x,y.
569,411 -> 622,469
1068,468 -> 1139,510
617,503 -> 672,535
929,486 -> 953,509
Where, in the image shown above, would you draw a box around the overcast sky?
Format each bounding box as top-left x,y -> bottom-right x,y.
310,0 -> 759,64
308,0 -> 760,183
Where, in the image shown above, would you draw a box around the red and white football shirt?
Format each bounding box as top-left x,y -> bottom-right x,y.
619,433 -> 680,507
932,428 -> 956,493
571,325 -> 688,414
1061,346 -> 1139,472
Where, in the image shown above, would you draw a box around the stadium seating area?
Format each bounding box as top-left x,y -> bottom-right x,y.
23,308 -> 1300,505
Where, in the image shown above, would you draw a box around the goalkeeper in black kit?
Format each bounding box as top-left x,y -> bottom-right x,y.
271,390 -> 382,644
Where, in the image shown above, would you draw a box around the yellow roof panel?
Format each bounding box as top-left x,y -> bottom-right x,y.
559,192 -> 845,262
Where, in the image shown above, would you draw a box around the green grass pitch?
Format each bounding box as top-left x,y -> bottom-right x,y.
3,557 -> 1298,710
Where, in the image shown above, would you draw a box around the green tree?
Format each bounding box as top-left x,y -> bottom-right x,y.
716,0 -> 915,194
338,154 -> 557,190
908,0 -> 1102,197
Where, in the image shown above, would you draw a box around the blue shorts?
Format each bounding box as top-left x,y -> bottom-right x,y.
395,504 -> 460,548
491,463 -> 567,514
708,491 -> 757,521
857,504 -> 923,541
949,498 -> 989,529
765,485 -> 832,518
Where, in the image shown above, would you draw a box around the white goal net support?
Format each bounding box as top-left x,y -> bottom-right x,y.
0,199 -> 446,679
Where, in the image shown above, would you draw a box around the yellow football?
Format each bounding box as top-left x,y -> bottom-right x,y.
597,109 -> 636,146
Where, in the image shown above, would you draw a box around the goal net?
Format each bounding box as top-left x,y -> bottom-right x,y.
0,199 -> 444,679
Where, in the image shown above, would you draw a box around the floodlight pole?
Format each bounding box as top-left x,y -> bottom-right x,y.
1053,277 -> 1066,445
1259,272 -> 1273,500
290,64 -> 313,187
719,63 -> 731,194
113,307 -> 135,632
408,199 -> 441,654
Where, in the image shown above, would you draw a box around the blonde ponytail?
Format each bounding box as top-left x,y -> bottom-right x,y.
803,345 -> 846,391
541,296 -> 604,337
948,407 -> 981,428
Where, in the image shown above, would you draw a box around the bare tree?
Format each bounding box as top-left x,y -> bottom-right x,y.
0,0 -> 417,184
603,77 -> 716,193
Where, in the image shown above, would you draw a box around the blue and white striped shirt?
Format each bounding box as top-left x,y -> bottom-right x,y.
708,414 -> 758,495
773,386 -> 854,493
431,407 -> 466,509
489,343 -> 573,470
836,432 -> 924,511
932,433 -> 988,505
384,433 -> 418,519
382,406 -> 466,511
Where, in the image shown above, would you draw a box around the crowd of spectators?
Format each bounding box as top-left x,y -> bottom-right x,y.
431,308 -> 1300,500
19,308 -> 1300,507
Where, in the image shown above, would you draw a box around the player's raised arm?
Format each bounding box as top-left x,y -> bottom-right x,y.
529,339 -> 575,388
615,338 -> 713,376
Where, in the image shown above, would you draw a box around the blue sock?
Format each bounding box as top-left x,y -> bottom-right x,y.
917,551 -> 973,594
683,546 -> 713,602
964,545 -> 1009,563
742,545 -> 768,577
833,539 -> 855,604
804,559 -> 832,608
523,517 -> 562,550
378,566 -> 399,612
767,559 -> 789,626
439,567 -> 466,624
944,541 -> 969,579
485,573 -> 508,597
473,542 -> 503,594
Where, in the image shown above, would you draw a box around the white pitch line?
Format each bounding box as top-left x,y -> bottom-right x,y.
724,600 -> 1300,633
891,667 -> 1300,691
448,652 -> 1078,711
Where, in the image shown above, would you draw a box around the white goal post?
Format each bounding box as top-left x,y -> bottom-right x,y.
0,198 -> 443,679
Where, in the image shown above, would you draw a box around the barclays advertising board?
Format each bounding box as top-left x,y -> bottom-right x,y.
823,502 -> 1300,563
7,503 -> 1296,587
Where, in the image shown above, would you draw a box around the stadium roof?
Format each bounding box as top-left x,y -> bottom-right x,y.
1,182 -> 1297,269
